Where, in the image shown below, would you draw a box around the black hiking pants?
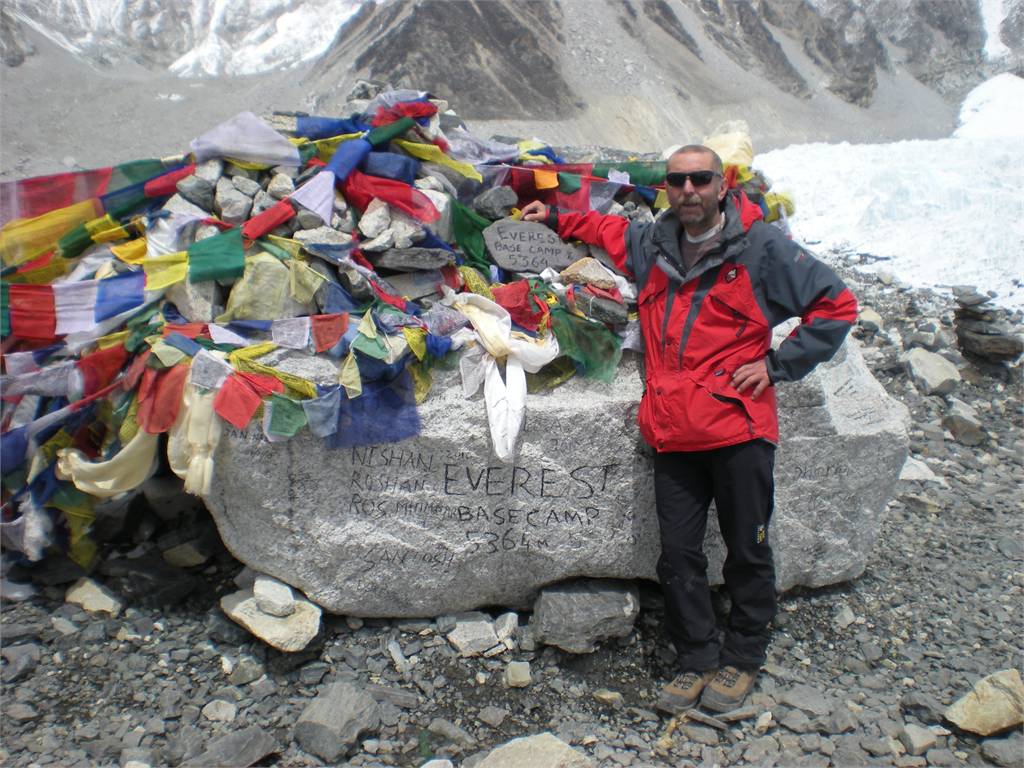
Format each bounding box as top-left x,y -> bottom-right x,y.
653,438 -> 777,672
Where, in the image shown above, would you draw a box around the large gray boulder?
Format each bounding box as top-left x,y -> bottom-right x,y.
203,338 -> 909,617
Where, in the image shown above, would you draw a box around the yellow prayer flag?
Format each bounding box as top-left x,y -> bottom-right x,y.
339,350 -> 362,399
266,234 -> 303,259
402,326 -> 428,361
409,360 -> 433,404
394,139 -> 483,182
143,251 -> 189,291
653,188 -> 670,210
111,238 -> 148,264
289,259 -> 326,304
96,330 -> 130,349
0,198 -> 101,266
533,169 -> 559,190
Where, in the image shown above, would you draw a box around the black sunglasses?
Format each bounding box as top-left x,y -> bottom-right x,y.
665,171 -> 720,188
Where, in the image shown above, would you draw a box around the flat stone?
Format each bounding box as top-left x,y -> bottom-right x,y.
6,703 -> 38,722
227,655 -> 265,686
365,247 -> 452,272
163,193 -> 212,218
531,579 -> 638,654
428,717 -> 476,747
180,726 -> 278,768
201,699 -> 236,723
473,186 -> 518,220
203,339 -> 909,616
479,705 -> 509,728
504,661 -> 532,688
360,229 -> 395,252
65,577 -> 123,617
898,723 -> 936,756
294,225 -> 348,246
944,668 -> 1024,736
232,175 -> 261,197
293,682 -> 380,763
294,208 -> 324,230
779,684 -> 833,717
477,732 -> 591,767
904,348 -> 960,396
560,257 -> 617,290
446,612 -> 499,657
220,588 -> 321,652
572,289 -> 628,325
682,723 -> 720,745
253,574 -> 296,618
382,269 -> 447,301
483,219 -> 578,273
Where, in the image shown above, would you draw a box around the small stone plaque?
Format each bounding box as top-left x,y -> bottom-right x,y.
483,219 -> 577,273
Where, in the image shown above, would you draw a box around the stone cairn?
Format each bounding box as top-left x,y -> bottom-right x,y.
952,285 -> 1024,365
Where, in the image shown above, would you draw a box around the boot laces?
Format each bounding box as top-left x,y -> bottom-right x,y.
715,666 -> 742,687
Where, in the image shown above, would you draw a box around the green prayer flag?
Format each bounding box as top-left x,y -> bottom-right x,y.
109,159 -> 168,189
450,199 -> 492,272
592,161 -> 666,187
57,223 -> 94,260
365,117 -> 416,148
267,393 -> 308,437
188,227 -> 245,283
557,172 -> 583,194
550,306 -> 622,384
0,281 -> 9,337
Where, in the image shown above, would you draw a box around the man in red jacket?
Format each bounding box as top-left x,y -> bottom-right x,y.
522,145 -> 857,713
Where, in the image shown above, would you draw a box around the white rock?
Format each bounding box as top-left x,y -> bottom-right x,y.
899,456 -> 939,482
221,588 -> 321,652
447,612 -> 499,657
205,341 -> 910,616
494,612 -> 518,642
419,188 -> 453,241
905,348 -> 961,395
293,226 -> 348,246
944,669 -> 1024,736
899,723 -> 937,756
65,577 -> 122,617
360,229 -> 395,252
390,209 -> 425,249
202,699 -> 237,722
834,604 -> 856,629
478,732 -> 590,768
358,198 -> 391,238
267,172 -> 295,199
253,574 -> 296,617
858,307 -> 884,332
504,661 -> 531,688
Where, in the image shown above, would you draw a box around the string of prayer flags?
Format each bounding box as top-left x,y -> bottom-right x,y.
311,312 -> 348,353
265,392 -> 308,438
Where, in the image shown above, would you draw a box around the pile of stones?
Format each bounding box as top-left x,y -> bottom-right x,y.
952,285 -> 1023,365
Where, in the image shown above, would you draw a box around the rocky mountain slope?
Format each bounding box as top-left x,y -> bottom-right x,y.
2,0 -> 1021,174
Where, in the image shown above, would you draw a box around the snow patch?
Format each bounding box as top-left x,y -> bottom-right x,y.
755,75 -> 1024,310
979,0 -> 1011,60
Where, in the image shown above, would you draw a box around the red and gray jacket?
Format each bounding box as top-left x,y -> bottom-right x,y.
550,192 -> 858,452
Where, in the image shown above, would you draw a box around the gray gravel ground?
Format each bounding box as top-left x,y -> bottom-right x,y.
1,260 -> 1022,768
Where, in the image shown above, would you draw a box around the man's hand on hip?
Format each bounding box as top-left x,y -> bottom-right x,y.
731,359 -> 772,399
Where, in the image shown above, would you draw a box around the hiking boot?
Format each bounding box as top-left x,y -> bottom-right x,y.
656,670 -> 717,714
700,665 -> 758,712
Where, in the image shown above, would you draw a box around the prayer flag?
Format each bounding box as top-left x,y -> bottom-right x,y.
187,226 -> 244,283
94,271 -> 145,321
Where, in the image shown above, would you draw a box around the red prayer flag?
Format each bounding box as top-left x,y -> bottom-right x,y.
342,170 -> 439,223
310,313 -> 349,353
583,284 -> 624,304
136,364 -> 189,434
491,281 -> 548,332
162,323 -> 208,339
1,167 -> 113,225
77,343 -> 129,396
8,284 -> 57,341
213,372 -> 283,429
242,199 -> 295,241
371,101 -> 438,127
143,164 -> 196,198
122,349 -> 151,391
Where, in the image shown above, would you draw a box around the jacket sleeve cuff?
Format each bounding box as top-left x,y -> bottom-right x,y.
544,208 -> 559,231
765,350 -> 787,383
